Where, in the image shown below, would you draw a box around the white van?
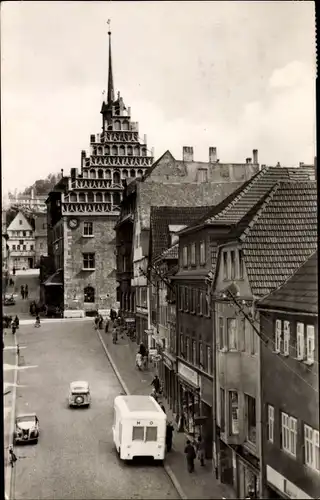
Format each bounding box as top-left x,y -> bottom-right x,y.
112,395 -> 166,460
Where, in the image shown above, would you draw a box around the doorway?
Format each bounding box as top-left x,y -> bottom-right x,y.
28,258 -> 34,269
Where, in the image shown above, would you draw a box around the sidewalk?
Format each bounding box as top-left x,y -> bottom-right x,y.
97,328 -> 235,500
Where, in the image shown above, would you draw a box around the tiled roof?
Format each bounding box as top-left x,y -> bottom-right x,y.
150,206 -> 211,261
196,166 -> 315,227
240,181 -> 317,297
257,251 -> 318,314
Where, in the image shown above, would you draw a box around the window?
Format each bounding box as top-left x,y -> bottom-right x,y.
190,243 -> 196,266
306,325 -> 315,364
23,245 -> 26,250
192,340 -> 196,365
83,253 -> 95,269
146,426 -> 158,442
204,292 -> 209,317
185,337 -> 190,361
182,246 -> 188,267
12,245 -> 16,250
296,323 -> 304,360
219,317 -> 225,350
229,391 -> 239,435
200,242 -> 205,265
199,342 -> 204,368
132,426 -> 144,441
180,334 -> 184,357
199,291 -> 203,315
281,412 -> 297,457
275,319 -> 282,353
227,318 -> 237,350
19,240 -> 23,245
19,220 -> 22,225
239,250 -> 244,279
17,245 -> 20,250
84,286 -> 95,303
83,222 -> 93,236
206,346 -> 212,374
190,290 -> 195,313
230,251 -> 236,280
246,395 -> 256,444
283,321 -> 290,356
220,388 -> 225,432
223,252 -> 228,280
30,245 -> 34,251
198,168 -> 208,182
185,288 -> 189,311
268,405 -> 274,443
304,425 -> 320,472
23,231 -> 26,237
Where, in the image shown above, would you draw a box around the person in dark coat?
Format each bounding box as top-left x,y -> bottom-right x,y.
166,421 -> 174,452
110,309 -> 116,321
20,285 -> 25,300
11,323 -> 17,335
138,342 -> 147,357
14,316 -> 19,329
184,440 -> 196,473
151,375 -> 161,393
98,315 -> 103,329
105,318 -> 110,333
24,284 -> 29,299
13,268 -> 16,276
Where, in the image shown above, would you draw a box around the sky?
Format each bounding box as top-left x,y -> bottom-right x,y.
1,1 -> 316,195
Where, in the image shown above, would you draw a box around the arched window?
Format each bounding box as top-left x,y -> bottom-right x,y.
122,169 -> 128,178
105,169 -> 111,179
84,286 -> 95,303
134,146 -> 140,156
137,169 -> 143,177
83,170 -> 88,178
79,192 -> 86,202
105,146 -> 110,155
114,120 -> 121,131
122,120 -> 129,131
113,193 -> 121,206
105,192 -> 111,202
98,169 -> 103,179
90,169 -> 96,179
96,192 -> 103,202
112,145 -> 118,156
93,148 -> 97,156
142,148 -> 147,157
87,192 -> 94,203
127,145 -> 133,156
130,169 -> 136,178
113,171 -> 120,184
119,145 -> 125,156
69,193 -> 77,202
98,146 -> 103,155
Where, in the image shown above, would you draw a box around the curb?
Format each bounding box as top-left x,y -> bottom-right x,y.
96,330 -> 188,500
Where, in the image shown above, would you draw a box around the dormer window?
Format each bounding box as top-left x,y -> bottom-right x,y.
182,246 -> 188,267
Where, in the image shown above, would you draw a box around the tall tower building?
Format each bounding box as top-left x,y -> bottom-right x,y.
45,30 -> 154,317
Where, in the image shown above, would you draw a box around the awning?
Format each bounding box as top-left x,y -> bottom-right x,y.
44,269 -> 63,286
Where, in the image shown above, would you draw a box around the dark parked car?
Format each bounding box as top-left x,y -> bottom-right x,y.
3,294 -> 15,306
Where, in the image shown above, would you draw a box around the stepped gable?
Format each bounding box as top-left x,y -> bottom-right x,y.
150,206 -> 211,262
239,181 -> 317,297
257,251 -> 317,313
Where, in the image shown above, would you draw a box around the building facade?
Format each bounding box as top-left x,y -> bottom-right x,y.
45,30 -> 153,317
257,252 -> 319,500
34,212 -> 48,267
7,211 -> 35,271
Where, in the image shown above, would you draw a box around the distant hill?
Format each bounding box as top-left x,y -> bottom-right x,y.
22,173 -> 61,196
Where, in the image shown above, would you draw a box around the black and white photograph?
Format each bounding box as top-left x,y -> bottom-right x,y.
1,1 -> 317,499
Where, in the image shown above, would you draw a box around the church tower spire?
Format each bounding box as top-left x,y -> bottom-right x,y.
107,22 -> 115,104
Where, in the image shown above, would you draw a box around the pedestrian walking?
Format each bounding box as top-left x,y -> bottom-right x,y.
24,284 -> 29,299
110,308 -> 116,322
112,328 -> 118,344
184,440 -> 196,473
20,285 -> 25,300
94,315 -> 99,330
12,323 -> 17,335
196,436 -> 206,466
151,375 -> 161,394
98,314 -> 103,329
166,421 -> 174,452
35,315 -> 41,328
14,315 -> 20,329
136,352 -> 143,370
9,446 -> 17,468
13,267 -> 16,276
105,318 -> 110,333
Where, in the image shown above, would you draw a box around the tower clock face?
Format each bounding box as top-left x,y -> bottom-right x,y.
68,218 -> 79,230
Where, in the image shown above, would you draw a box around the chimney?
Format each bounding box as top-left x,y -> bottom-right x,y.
209,147 -> 217,163
90,134 -> 95,143
144,134 -> 147,144
276,161 -> 281,167
246,158 -> 250,164
81,150 -> 86,169
70,168 -> 78,180
128,106 -> 131,116
183,146 -> 194,162
299,162 -> 304,167
253,149 -> 258,164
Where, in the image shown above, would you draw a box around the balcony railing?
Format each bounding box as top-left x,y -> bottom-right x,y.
10,250 -> 35,257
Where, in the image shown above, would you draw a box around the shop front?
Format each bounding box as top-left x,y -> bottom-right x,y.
161,352 -> 177,413
200,374 -> 213,459
236,449 -> 260,499
135,309 -> 148,345
177,361 -> 201,436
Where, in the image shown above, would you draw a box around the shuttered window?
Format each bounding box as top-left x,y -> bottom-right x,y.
275,320 -> 282,353
283,321 -> 290,356
306,325 -> 315,363
267,405 -> 274,443
296,323 -> 304,360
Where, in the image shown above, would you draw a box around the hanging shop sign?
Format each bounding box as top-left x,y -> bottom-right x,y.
178,361 -> 199,388
163,354 -> 175,371
200,375 -> 213,406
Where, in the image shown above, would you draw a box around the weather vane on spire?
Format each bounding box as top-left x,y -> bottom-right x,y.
107,19 -> 111,35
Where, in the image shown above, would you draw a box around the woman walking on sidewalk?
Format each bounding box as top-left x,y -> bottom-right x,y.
184,440 -> 196,473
